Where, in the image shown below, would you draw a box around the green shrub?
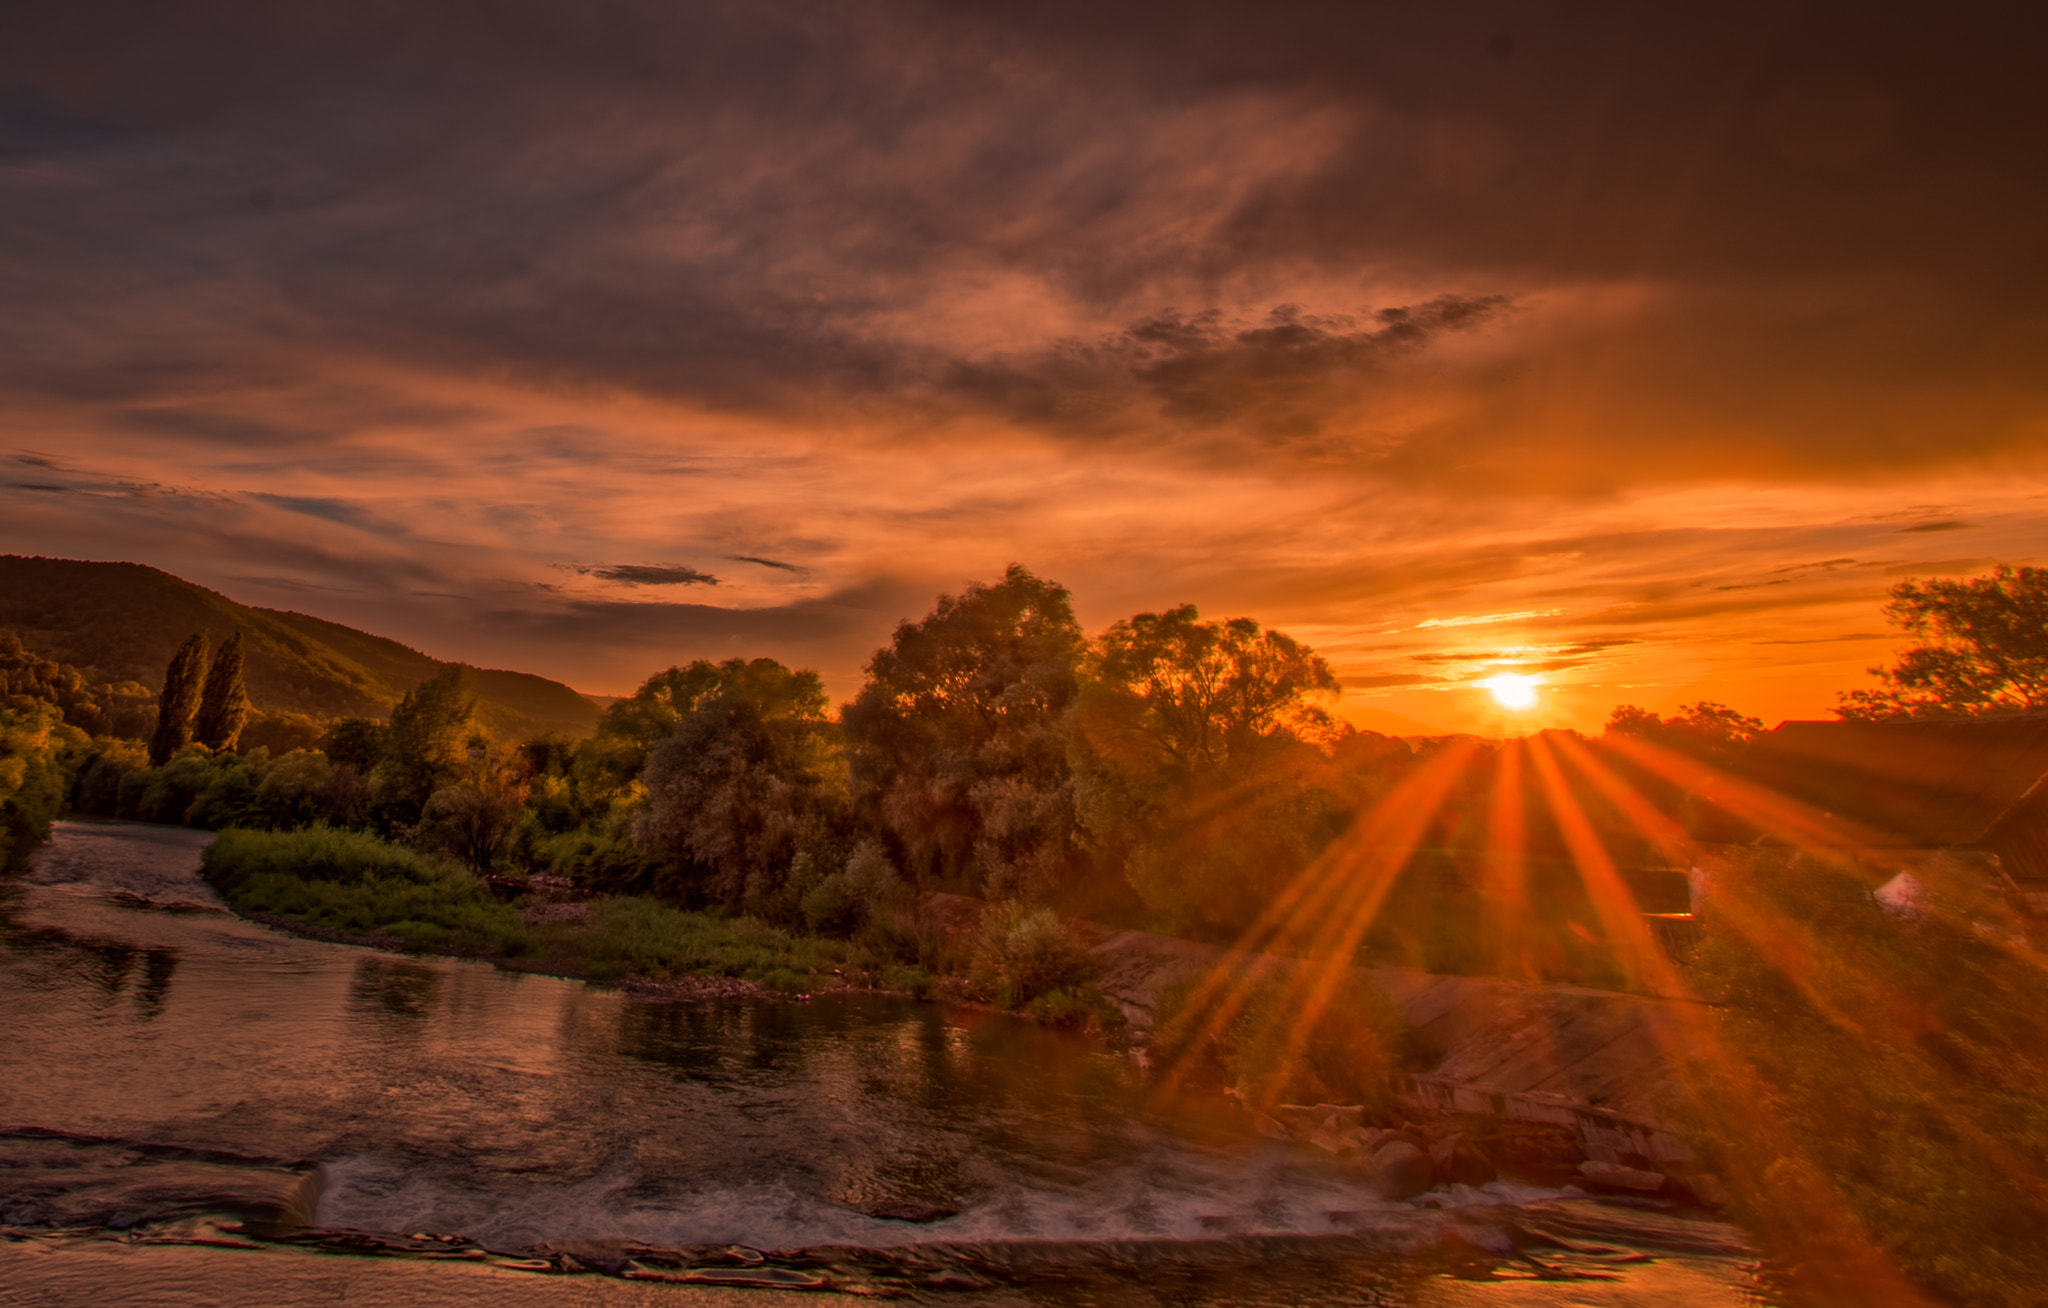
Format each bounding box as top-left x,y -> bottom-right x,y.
971,900 -> 1097,1006
1025,985 -> 1124,1029
802,841 -> 904,938
205,825 -> 450,890
201,827 -> 526,957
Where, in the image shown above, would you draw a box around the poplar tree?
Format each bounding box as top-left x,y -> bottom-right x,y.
149,632 -> 209,765
194,632 -> 252,752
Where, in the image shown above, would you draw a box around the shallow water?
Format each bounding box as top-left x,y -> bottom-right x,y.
3,821 -> 1771,1304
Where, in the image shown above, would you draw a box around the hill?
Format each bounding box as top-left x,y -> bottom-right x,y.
0,556 -> 599,740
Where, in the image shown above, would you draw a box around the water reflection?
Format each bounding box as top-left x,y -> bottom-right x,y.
346,957 -> 444,1028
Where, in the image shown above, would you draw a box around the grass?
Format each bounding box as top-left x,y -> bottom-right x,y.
202,826 -> 853,991
1678,846 -> 2048,1308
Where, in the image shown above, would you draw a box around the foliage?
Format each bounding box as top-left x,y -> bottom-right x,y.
149,632 -> 209,765
193,632 -> 252,751
1150,968 -> 1421,1113
0,629 -> 152,738
421,766 -> 529,874
1084,604 -> 1341,773
0,703 -> 88,869
320,718 -> 389,772
634,658 -> 844,909
201,828 -> 850,989
202,826 -> 527,955
376,664 -> 480,822
1838,564 -> 2048,719
801,840 -> 905,937
970,900 -> 1098,1005
1683,847 -> 2048,1307
843,564 -> 1086,899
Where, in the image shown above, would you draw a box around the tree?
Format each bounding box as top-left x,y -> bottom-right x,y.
1082,605 -> 1341,773
1605,701 -> 1764,751
1838,565 -> 2048,719
148,632 -> 209,765
423,755 -> 529,875
841,565 -> 1085,898
376,665 -> 478,821
634,659 -> 842,909
1072,606 -> 1345,934
320,718 -> 390,773
193,632 -> 252,752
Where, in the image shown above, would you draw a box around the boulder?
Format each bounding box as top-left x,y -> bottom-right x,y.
1428,1132 -> 1498,1187
1252,1112 -> 1292,1141
1366,1140 -> 1434,1200
1577,1160 -> 1666,1193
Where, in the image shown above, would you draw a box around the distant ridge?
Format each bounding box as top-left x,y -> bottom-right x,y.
0,556 -> 599,740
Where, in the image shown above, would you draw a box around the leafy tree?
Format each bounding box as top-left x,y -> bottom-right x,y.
634,658 -> 842,908
193,632 -> 252,751
148,632 -> 209,765
1,702 -> 89,869
320,718 -> 390,773
423,754 -> 530,875
1838,565 -> 2048,719
841,565 -> 1085,899
1081,604 -> 1341,773
375,665 -> 478,821
1070,606 -> 1346,933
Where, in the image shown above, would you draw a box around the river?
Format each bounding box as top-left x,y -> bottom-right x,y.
2,820 -> 1771,1305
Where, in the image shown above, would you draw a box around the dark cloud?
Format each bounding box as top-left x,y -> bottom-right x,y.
729,555 -> 804,573
949,298 -> 1507,445
1899,520 -> 1973,533
576,564 -> 720,587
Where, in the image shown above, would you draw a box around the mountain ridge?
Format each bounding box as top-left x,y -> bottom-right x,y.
0,555 -> 599,740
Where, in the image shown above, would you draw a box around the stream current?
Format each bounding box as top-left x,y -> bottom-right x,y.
2,821 -> 1772,1305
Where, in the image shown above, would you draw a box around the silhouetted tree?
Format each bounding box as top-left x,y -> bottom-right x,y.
149,632 -> 209,765
1838,565 -> 2048,718
1605,701 -> 1763,751
193,632 -> 252,751
842,565 -> 1085,899
1081,604 -> 1341,774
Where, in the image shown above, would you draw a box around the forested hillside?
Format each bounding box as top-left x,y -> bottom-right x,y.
0,556 -> 598,740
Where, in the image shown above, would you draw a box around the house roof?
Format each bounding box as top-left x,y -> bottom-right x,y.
1743,711 -> 2048,846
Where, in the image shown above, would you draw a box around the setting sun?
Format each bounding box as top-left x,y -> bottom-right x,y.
1482,673 -> 1541,711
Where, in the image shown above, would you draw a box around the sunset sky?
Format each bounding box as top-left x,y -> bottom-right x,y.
3,1 -> 2043,734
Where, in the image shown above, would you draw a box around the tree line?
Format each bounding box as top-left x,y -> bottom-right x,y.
6,561 -> 2045,969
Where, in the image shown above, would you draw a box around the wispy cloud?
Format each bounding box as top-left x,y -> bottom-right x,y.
574,564 -> 720,587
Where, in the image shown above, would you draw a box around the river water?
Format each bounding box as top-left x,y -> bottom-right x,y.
2,821 -> 1771,1305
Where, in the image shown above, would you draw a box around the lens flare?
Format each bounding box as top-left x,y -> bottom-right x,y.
1482,672 -> 1540,710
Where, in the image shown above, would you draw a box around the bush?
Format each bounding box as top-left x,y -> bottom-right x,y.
971,900 -> 1097,1006
201,826 -> 525,957
205,825 -> 452,890
802,841 -> 905,938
